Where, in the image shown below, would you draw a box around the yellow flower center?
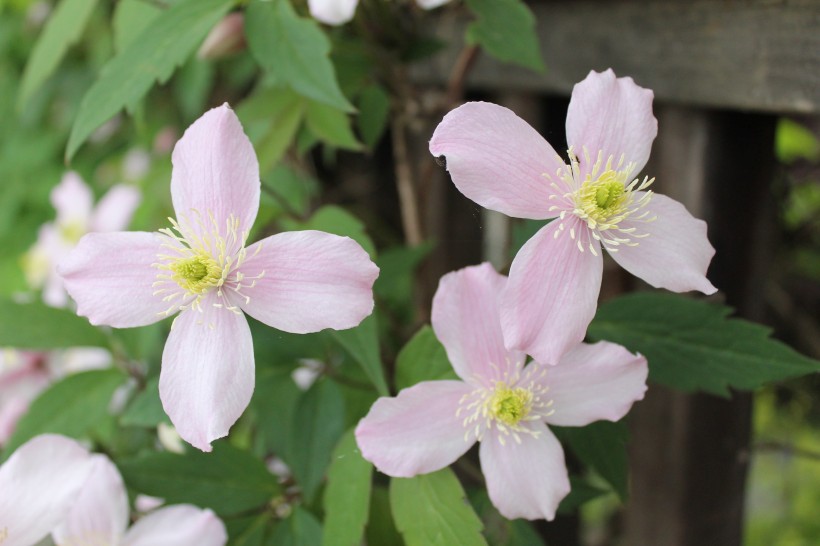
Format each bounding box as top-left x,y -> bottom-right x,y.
59,220 -> 86,245
488,383 -> 532,426
169,253 -> 222,295
577,169 -> 629,227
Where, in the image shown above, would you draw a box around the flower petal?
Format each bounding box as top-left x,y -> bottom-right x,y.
431,263 -> 525,384
170,104 -> 260,233
355,380 -> 474,477
52,455 -> 129,546
501,218 -> 602,365
239,231 -> 378,334
541,341 -> 647,426
57,231 -> 170,328
308,0 -> 359,25
90,185 -> 141,233
51,172 -> 93,230
566,69 -> 657,177
416,0 -> 450,8
59,232 -> 170,328
123,505 -> 227,546
610,193 -> 717,294
479,422 -> 570,520
0,434 -> 94,546
429,102 -> 560,219
160,299 -> 255,452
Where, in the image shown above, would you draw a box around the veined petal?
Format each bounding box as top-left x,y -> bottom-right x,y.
170,104 -> 260,234
59,232 -> 171,328
52,455 -> 129,546
90,185 -> 141,233
479,422 -> 570,520
566,69 -> 657,177
159,299 -> 255,452
239,231 -> 378,334
123,505 -> 227,546
308,0 -> 358,25
431,263 -> 525,384
51,172 -> 93,230
541,341 -> 647,427
429,102 -> 560,220
610,193 -> 717,294
355,380 -> 475,478
501,218 -> 602,365
0,435 -> 94,546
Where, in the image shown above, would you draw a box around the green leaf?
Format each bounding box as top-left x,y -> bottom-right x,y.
357,85 -> 391,149
226,514 -> 270,546
557,476 -> 610,515
394,326 -> 458,391
3,369 -> 126,458
322,429 -> 373,546
112,0 -> 161,53
237,87 -> 306,174
118,442 -> 281,516
366,486 -> 403,546
120,376 -> 168,427
588,292 -> 820,396
268,508 -> 323,546
251,367 -> 302,456
553,421 -> 629,500
0,299 -> 108,348
245,0 -> 353,112
280,204 -> 376,258
775,118 -> 820,163
463,0 -> 545,73
288,379 -> 346,503
331,314 -> 389,396
66,0 -> 234,159
305,100 -> 362,151
390,468 -> 488,546
17,0 -> 99,109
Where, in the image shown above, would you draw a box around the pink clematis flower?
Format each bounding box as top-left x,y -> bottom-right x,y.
59,104 -> 379,451
429,69 -> 717,364
0,434 -> 95,546
308,0 -> 450,26
24,171 -> 141,308
53,454 -> 226,546
355,263 -> 648,520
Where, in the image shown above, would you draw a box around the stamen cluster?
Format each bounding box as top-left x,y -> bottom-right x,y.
457,365 -> 554,446
152,210 -> 263,317
547,147 -> 656,254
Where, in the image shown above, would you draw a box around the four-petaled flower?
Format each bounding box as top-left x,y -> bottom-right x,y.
430,69 -> 717,365
355,263 -> 648,520
59,104 -> 379,451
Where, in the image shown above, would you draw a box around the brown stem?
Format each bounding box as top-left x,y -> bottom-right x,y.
390,115 -> 424,246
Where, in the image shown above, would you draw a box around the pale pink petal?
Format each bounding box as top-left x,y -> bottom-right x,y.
540,341 -> 647,427
501,218 -> 602,365
0,365 -> 50,445
170,104 -> 260,234
90,185 -> 141,233
160,299 -> 255,452
52,172 -> 93,229
59,232 -> 170,328
238,231 -> 378,334
431,263 -> 525,385
416,0 -> 450,8
308,0 -> 359,25
355,380 -> 474,478
52,455 -> 129,546
610,193 -> 717,294
429,102 -> 560,220
123,505 -> 227,546
0,434 -> 94,546
566,69 -> 657,177
479,422 -> 570,520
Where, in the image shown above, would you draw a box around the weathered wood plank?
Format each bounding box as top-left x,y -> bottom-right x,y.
416,0 -> 820,113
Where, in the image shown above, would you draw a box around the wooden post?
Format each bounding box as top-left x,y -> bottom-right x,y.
622,106 -> 776,546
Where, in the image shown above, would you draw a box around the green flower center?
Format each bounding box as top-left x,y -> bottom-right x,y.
594,178 -> 625,211
170,254 -> 222,295
488,382 -> 533,426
